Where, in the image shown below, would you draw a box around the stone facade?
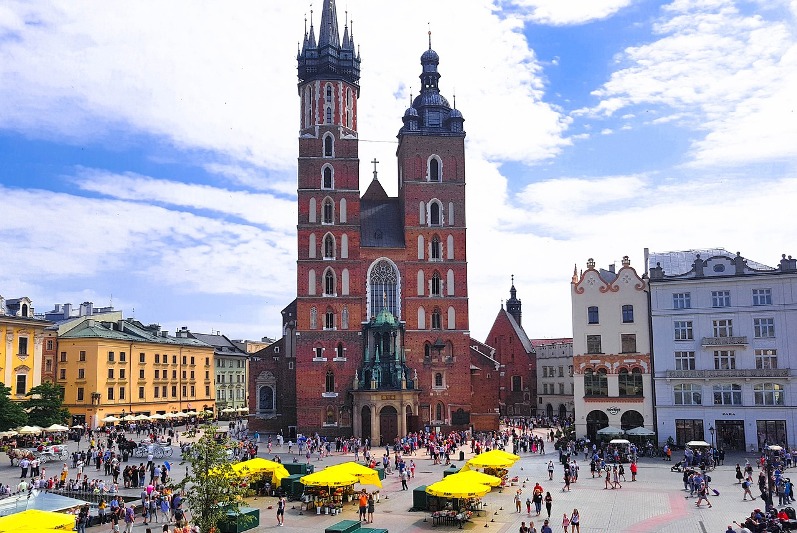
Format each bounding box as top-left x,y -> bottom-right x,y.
533,338 -> 574,420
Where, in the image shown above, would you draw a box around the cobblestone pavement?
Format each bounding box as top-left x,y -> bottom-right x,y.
0,426 -> 776,533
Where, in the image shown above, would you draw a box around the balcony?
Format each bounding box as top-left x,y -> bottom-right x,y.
666,368 -> 790,379
701,336 -> 748,347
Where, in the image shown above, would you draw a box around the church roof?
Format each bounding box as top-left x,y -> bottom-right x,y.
360,195 -> 404,248
502,308 -> 534,354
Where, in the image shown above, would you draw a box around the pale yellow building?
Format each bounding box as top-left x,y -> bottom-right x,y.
56,318 -> 216,428
0,296 -> 52,399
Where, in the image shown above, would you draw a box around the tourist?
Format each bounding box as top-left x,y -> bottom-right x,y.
358,489 -> 368,522
540,519 -> 553,533
562,513 -> 570,533
570,509 -> 580,533
276,494 -> 286,526
544,492 -> 552,519
367,493 -> 375,523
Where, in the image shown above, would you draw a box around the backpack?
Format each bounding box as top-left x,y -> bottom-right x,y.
174,508 -> 184,521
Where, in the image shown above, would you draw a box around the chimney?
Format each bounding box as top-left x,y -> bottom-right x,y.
63,303 -> 72,318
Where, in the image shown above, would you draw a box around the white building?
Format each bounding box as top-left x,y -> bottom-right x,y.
571,256 -> 654,440
649,249 -> 797,451
533,338 -> 574,420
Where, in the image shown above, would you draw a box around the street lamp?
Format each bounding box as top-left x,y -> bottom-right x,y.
708,425 -> 715,449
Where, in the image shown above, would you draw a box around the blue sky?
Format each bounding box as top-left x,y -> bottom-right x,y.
1,0 -> 796,341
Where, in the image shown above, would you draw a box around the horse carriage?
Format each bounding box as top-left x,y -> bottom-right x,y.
6,445 -> 68,466
131,442 -> 173,459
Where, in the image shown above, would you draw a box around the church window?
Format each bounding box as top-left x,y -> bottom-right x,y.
417,235 -> 425,260
322,198 -> 334,224
303,86 -> 313,127
435,402 -> 444,422
326,406 -> 336,425
340,198 -> 347,223
346,88 -> 353,129
308,233 -> 316,258
310,307 -> 318,329
326,107 -> 332,123
324,269 -> 336,295
323,234 -> 335,259
336,343 -> 344,359
431,308 -> 442,330
308,269 -> 316,296
342,305 -> 349,329
341,234 -> 348,258
418,307 -> 426,329
447,269 -> 455,296
447,235 -> 454,259
368,259 -> 400,318
323,166 -> 333,188
434,373 -> 443,388
431,271 -> 441,296
324,135 -> 334,158
429,157 -> 440,181
429,201 -> 441,226
447,306 -> 456,330
448,202 -> 454,225
309,198 -> 316,223
326,84 -> 333,103
341,268 -> 350,295
325,308 -> 335,329
424,342 -> 431,359
325,370 -> 335,393
431,235 -> 441,260
417,270 -> 425,296
419,201 -> 425,224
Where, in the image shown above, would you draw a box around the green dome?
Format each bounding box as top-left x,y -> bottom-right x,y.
373,308 -> 396,326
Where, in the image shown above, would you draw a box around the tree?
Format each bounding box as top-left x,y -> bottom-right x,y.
0,383 -> 28,431
23,381 -> 70,427
171,426 -> 250,533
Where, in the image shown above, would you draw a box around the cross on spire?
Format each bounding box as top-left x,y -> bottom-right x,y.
371,157 -> 379,180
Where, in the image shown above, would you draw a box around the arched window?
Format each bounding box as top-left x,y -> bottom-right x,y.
417,270 -> 425,296
431,271 -> 441,296
340,198 -> 347,223
308,269 -> 316,296
323,136 -> 333,158
447,235 -> 454,259
324,269 -> 335,295
368,259 -> 400,318
342,305 -> 349,329
345,88 -> 353,129
303,86 -> 313,127
326,107 -> 332,123
325,308 -> 334,329
429,202 -> 441,226
419,201 -> 425,225
434,373 -> 443,387
325,370 -> 335,393
308,233 -> 316,258
448,202 -> 454,225
447,306 -> 456,330
259,385 -> 275,411
323,166 -> 333,188
447,270 -> 454,296
310,307 -> 318,329
341,234 -> 348,258
429,157 -> 440,181
424,342 -> 431,359
309,198 -> 317,223
435,402 -> 444,422
417,235 -> 425,259
417,307 -> 426,329
341,268 -> 350,295
323,234 -> 335,259
326,84 -> 333,103
431,308 -> 442,330
336,343 -> 344,359
431,235 -> 441,260
322,198 -> 334,224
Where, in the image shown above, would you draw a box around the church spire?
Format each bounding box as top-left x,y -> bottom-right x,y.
297,0 -> 360,89
506,275 -> 522,326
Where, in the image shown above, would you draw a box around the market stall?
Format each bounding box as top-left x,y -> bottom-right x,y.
232,458 -> 290,496
425,478 -> 490,527
300,470 -> 358,515
325,462 -> 383,489
0,509 -> 75,532
461,449 -> 518,487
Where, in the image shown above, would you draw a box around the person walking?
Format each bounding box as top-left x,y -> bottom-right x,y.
19,457 -> 29,479
742,478 -> 756,501
547,461 -> 555,481
630,461 -> 638,482
570,509 -> 580,533
562,513 -> 570,533
540,519 -> 553,533
544,492 -> 552,519
276,495 -> 286,526
526,496 -> 532,515
695,482 -> 712,508
367,493 -> 375,523
515,490 -> 522,513
358,489 -> 368,522
533,487 -> 543,516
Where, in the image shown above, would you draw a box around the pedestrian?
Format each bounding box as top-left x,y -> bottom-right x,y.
526,496 -> 532,515
19,457 -> 29,479
400,468 -> 408,490
123,503 -> 135,533
547,461 -> 555,481
533,487 -> 543,516
695,482 -> 712,508
515,490 -> 522,513
630,461 -> 638,482
742,478 -> 756,501
367,493 -> 375,523
562,513 -> 570,533
544,492 -> 552,518
541,518 -> 553,533
276,494 -> 286,526
570,509 -> 580,533
358,489 -> 368,522
519,521 -> 529,533
736,464 -> 744,483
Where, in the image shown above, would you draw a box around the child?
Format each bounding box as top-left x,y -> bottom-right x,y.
562,513 -> 570,533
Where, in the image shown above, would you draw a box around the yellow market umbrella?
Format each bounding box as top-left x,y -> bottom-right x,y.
0,509 -> 75,531
301,469 -> 358,488
447,470 -> 502,487
326,461 -> 383,488
491,449 -> 520,461
465,449 -> 518,469
426,478 -> 490,499
232,458 -> 290,485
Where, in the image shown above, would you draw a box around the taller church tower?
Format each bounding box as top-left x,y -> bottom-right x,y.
293,2 -> 473,441
295,0 -> 364,432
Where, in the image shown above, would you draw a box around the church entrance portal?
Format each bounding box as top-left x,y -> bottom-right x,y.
380,406 -> 398,445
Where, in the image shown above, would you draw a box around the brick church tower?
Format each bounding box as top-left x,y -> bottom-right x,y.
293,0 -> 472,443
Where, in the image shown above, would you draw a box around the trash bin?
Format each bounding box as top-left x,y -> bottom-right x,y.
459,451 -> 465,462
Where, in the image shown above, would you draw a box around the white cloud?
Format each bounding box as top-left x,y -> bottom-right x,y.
508,0 -> 635,25
588,0 -> 797,166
